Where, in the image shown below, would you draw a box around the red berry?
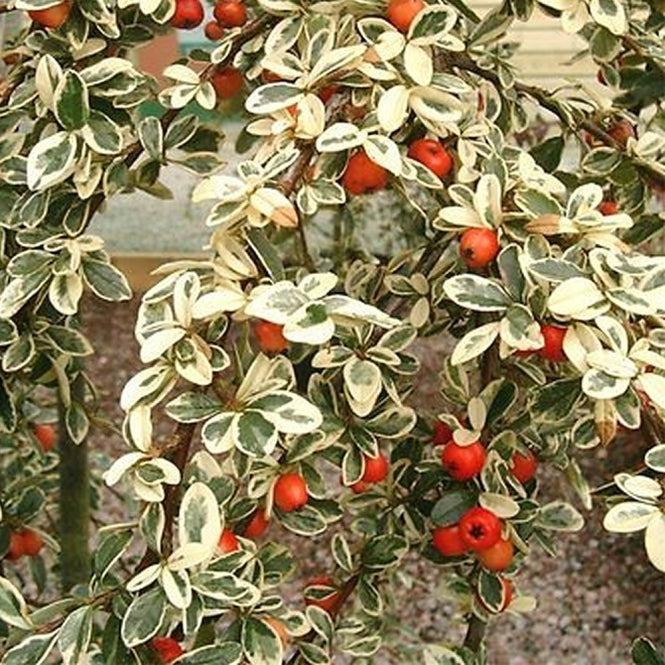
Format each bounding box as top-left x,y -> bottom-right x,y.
21,529 -> 43,557
459,228 -> 500,269
243,508 -> 269,539
386,0 -> 425,32
540,324 -> 567,362
459,507 -> 502,551
6,532 -> 24,561
28,1 -> 70,28
34,423 -> 56,452
361,452 -> 389,483
607,120 -> 635,147
318,85 -> 339,104
261,70 -> 283,83
342,150 -> 389,196
253,320 -> 289,354
152,637 -> 184,664
441,440 -> 486,481
432,524 -> 467,557
212,0 -> 247,27
210,66 -> 244,101
204,20 -> 225,41
170,0 -> 204,29
217,528 -> 240,554
510,449 -> 537,484
476,538 -> 514,571
599,200 -> 618,215
433,421 -> 453,446
407,139 -> 454,178
350,480 -> 369,494
305,576 -> 339,613
273,473 -> 308,512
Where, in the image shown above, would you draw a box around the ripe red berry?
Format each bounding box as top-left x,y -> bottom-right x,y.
170,0 -> 204,29
217,528 -> 240,554
476,537 -> 514,572
607,119 -> 636,147
540,324 -> 567,362
596,69 -> 607,85
204,20 -> 225,41
6,532 -> 24,561
510,449 -> 537,484
459,507 -> 502,551
28,1 -> 70,28
152,637 -> 184,664
253,320 -> 289,354
318,85 -> 339,104
34,423 -> 56,452
305,576 -> 339,613
210,66 -> 244,100
212,0 -> 247,27
432,524 -> 467,557
350,480 -> 369,494
243,508 -> 269,538
386,0 -> 425,32
261,70 -> 283,83
273,473 -> 308,512
407,139 -> 454,178
441,440 -> 486,481
342,150 -> 389,196
21,529 -> 43,557
433,420 -> 453,446
459,228 -> 500,269
361,452 -> 389,484
599,200 -> 618,215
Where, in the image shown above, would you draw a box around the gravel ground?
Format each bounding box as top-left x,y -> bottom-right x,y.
83,297 -> 665,665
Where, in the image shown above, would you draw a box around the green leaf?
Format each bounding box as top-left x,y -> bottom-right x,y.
45,326 -> 93,356
58,606 -> 93,665
93,528 -> 133,580
26,132 -> 78,191
0,578 -> 31,630
192,572 -> 260,605
242,616 -> 284,665
54,71 -> 90,131
0,377 -> 18,433
245,227 -> 285,281
279,504 -> 327,535
331,533 -> 353,572
178,482 -> 221,550
632,638 -> 665,665
530,136 -> 564,171
81,258 -> 132,301
361,535 -> 409,570
431,490 -> 478,527
233,411 -> 279,457
166,392 -> 222,423
138,116 -> 164,160
2,334 -> 35,372
65,401 -> 90,444
1,631 -> 58,665
537,501 -> 584,532
476,571 -> 506,613
530,378 -> 582,422
443,275 -> 512,311
174,643 -> 244,664
121,588 -> 167,648
81,111 -> 123,155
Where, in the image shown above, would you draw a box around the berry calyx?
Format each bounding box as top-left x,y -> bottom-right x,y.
476,537 -> 514,572
599,200 -> 618,215
6,532 -> 24,561
273,473 -> 308,512
432,524 -> 467,557
387,0 -> 425,32
217,528 -> 240,554
304,575 -> 340,613
433,420 -> 453,446
28,1 -> 70,28
243,508 -> 269,538
253,320 -> 289,354
459,228 -> 500,269
170,0 -> 204,29
540,324 -> 567,362
21,529 -> 43,557
407,138 -> 454,178
458,507 -> 502,551
204,21 -> 225,41
210,65 -> 244,101
34,423 -> 56,452
341,150 -> 389,196
152,637 -> 184,664
441,440 -> 486,481
213,0 -> 247,27
510,449 -> 537,484
361,452 -> 389,484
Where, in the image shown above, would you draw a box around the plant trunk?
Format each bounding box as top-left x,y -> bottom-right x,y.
58,373 -> 91,591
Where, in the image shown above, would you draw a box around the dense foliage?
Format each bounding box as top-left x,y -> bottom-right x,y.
0,0 -> 664,662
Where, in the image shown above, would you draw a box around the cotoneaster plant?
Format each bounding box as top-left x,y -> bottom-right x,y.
0,0 -> 664,662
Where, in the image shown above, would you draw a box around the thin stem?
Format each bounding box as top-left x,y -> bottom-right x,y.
463,614 -> 487,652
